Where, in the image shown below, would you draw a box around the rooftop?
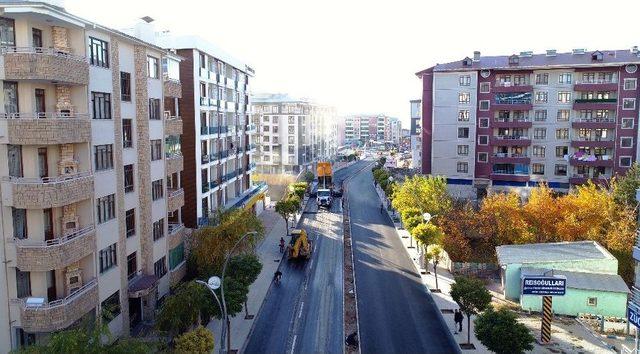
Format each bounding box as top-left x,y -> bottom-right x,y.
521,267 -> 629,294
251,93 -> 311,104
416,48 -> 640,75
496,241 -> 614,265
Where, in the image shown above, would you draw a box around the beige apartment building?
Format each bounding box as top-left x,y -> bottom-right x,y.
0,1 -> 187,350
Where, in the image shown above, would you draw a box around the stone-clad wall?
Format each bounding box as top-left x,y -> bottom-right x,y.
7,175 -> 93,209
169,262 -> 186,286
4,52 -> 89,85
15,229 -> 96,272
7,118 -> 91,145
20,281 -> 98,332
167,190 -> 184,212
167,226 -> 185,250
166,155 -> 183,175
163,79 -> 182,98
164,118 -> 183,136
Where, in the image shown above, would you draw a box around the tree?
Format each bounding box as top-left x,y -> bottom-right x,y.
156,281 -> 216,337
226,254 -> 263,317
425,244 -> 444,291
450,276 -> 492,344
476,191 -> 530,245
275,198 -> 299,234
303,171 -> 315,184
175,326 -> 215,353
403,215 -> 424,234
391,175 -> 452,218
474,307 -> 534,354
523,183 -> 561,243
613,163 -> 640,209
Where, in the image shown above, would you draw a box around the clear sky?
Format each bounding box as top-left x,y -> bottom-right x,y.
66,0 -> 640,127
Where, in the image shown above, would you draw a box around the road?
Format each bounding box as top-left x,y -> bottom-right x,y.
347,161 -> 460,354
244,161 -> 369,354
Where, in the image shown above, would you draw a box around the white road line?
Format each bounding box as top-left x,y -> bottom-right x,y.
298,302 -> 304,318
291,334 -> 297,352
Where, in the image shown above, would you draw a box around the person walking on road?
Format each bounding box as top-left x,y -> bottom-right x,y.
454,309 -> 464,334
279,237 -> 285,253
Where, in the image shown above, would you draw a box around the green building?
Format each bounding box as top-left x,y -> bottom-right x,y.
496,241 -> 629,318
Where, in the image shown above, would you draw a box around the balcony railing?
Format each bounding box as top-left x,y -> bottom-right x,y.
209,126 -> 219,135
14,225 -> 96,271
574,98 -> 617,103
220,126 -> 229,134
168,188 -> 184,198
572,117 -> 616,123
0,112 -> 89,119
209,180 -> 219,189
493,135 -> 529,140
492,153 -> 528,158
168,223 -> 184,236
575,79 -> 617,85
4,171 -> 92,185
15,225 -> 94,248
494,98 -> 532,105
494,117 -> 530,123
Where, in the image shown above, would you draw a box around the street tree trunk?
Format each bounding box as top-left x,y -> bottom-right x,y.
466,314 -> 471,344
284,217 -> 289,236
433,260 -> 439,290
227,317 -> 232,353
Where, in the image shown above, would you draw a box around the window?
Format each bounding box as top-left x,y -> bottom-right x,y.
622,118 -> 634,129
479,118 -> 489,128
534,128 -> 546,140
478,135 -> 489,145
508,56 -> 519,65
94,144 -> 113,171
288,126 -> 295,134
479,100 -> 490,111
288,136 -> 295,144
458,92 -> 470,104
126,209 -> 135,237
288,145 -> 295,154
288,116 -> 295,124
457,145 -> 469,156
557,92 -> 571,103
558,73 -> 572,84
89,37 -> 109,68
458,110 -> 470,122
623,98 -> 636,110
262,125 -> 269,132
456,162 -> 468,173
153,218 -> 165,241
556,146 -> 568,157
477,152 -> 488,163
101,291 -> 121,323
154,257 -> 167,278
534,110 -> 547,122
554,164 -> 567,176
151,140 -> 162,161
152,179 -> 164,201
16,269 -> 30,298
624,78 -> 637,91
124,164 -> 134,193
97,194 -> 115,224
122,119 -> 133,148
621,137 -> 633,148
556,110 -> 570,122
620,156 -> 632,167
32,28 -> 42,48
479,82 -> 490,93
587,297 -> 597,306
555,128 -> 569,140
91,92 -> 111,119
533,145 -> 545,157
99,243 -> 117,273
120,72 -> 131,101
532,163 -> 545,175
459,75 -> 471,86
457,127 -> 469,139
535,73 -> 548,85
534,91 -> 548,103
149,99 -> 161,120
169,243 -> 185,270
147,56 -> 159,79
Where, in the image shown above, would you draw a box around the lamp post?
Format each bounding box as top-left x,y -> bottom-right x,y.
195,276 -> 225,354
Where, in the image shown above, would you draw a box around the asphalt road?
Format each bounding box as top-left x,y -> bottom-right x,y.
244,161 -> 368,354
348,161 -> 460,354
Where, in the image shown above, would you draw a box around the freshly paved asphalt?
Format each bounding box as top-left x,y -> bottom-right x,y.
347,161 -> 460,354
244,161 -> 368,354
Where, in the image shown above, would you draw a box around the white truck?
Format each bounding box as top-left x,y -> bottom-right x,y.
317,188 -> 332,208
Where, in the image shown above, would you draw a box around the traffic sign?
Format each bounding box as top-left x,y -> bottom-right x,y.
629,305 -> 640,328
522,276 -> 566,296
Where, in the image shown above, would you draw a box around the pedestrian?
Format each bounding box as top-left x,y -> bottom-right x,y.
454,309 -> 464,333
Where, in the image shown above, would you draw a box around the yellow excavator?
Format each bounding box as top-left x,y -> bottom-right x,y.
287,229 -> 312,260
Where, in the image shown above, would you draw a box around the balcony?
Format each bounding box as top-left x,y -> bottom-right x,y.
166,153 -> 183,175
15,226 -> 96,272
493,117 -> 532,129
571,117 -> 616,129
164,115 -> 182,136
490,173 -> 530,182
2,47 -> 89,85
201,154 -> 210,164
224,182 -> 268,210
163,78 -> 182,98
200,97 -> 209,106
220,125 -> 229,134
574,81 -> 618,92
490,153 -> 530,164
14,278 -> 97,333
569,155 -> 614,167
219,150 -> 230,160
573,98 -> 617,110
168,188 -> 185,211
209,180 -> 219,190
201,184 -> 210,193
1,172 -> 94,209
0,113 -> 91,145
570,138 -> 615,149
492,82 -> 533,93
208,152 -> 220,165
209,126 -> 219,136
569,174 -> 610,185
490,135 -> 531,146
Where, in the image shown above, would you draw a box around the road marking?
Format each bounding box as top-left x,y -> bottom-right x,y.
298,302 -> 304,318
310,259 -> 314,269
291,334 -> 297,352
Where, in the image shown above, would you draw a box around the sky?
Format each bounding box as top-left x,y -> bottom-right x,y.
65,0 -> 640,127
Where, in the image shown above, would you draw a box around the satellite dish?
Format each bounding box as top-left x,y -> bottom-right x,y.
208,276 -> 221,290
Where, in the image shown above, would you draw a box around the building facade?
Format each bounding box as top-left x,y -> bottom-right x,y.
410,99 -> 422,169
341,114 -> 401,145
251,93 -> 337,174
0,2 -> 188,350
417,49 -> 640,198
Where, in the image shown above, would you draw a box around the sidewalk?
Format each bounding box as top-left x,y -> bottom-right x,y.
374,185 -> 491,353
206,203 -> 287,352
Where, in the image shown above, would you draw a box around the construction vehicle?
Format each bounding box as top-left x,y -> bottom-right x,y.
287,229 -> 312,260
316,162 -> 333,208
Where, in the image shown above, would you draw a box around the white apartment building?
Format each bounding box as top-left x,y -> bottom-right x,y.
410,99 -> 422,169
0,2 -> 187,350
341,114 -> 401,145
251,94 -> 337,174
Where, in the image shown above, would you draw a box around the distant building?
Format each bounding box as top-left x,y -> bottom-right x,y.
341,114 -> 401,145
410,100 -> 422,169
496,241 -> 629,318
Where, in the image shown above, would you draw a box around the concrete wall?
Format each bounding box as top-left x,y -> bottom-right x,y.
521,288 -> 628,318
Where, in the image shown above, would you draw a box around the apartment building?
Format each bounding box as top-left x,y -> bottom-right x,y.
410,99 -> 422,169
156,35 -> 263,228
341,114 -> 402,145
416,49 -> 640,198
251,93 -> 337,174
0,2 -> 189,350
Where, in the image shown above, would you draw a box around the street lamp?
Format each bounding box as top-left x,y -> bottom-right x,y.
195,276 -> 225,354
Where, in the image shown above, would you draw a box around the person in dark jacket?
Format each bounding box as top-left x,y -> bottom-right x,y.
454,309 -> 464,333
